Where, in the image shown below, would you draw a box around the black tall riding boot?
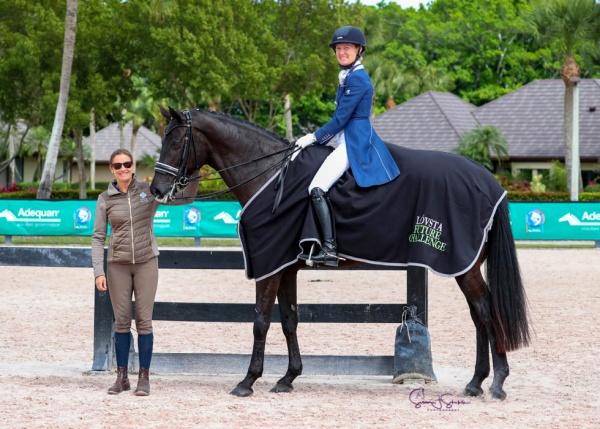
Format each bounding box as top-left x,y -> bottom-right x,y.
306,187 -> 339,267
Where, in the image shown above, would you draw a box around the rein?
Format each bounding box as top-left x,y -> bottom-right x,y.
185,144 -> 295,201
154,110 -> 300,206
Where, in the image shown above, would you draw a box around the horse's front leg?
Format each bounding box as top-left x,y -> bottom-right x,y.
230,275 -> 280,397
271,266 -> 302,393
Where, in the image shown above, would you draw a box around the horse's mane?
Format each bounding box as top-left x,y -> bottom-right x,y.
196,109 -> 291,147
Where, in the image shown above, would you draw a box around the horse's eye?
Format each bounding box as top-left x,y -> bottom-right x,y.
169,136 -> 184,149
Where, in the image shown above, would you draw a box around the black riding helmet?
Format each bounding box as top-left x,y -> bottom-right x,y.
329,26 -> 366,69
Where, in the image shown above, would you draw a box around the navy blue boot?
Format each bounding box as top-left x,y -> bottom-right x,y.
108,332 -> 131,394
135,333 -> 154,396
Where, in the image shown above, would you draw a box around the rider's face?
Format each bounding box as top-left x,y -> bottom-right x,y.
335,43 -> 360,67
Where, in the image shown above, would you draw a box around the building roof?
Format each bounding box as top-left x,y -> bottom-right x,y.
372,91 -> 478,152
473,79 -> 600,160
84,121 -> 161,163
373,79 -> 600,162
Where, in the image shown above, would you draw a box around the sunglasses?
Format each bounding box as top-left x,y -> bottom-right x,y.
111,161 -> 133,170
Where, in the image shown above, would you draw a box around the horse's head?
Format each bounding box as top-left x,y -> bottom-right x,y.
150,106 -> 206,202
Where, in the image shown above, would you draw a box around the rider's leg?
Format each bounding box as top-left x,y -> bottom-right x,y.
307,187 -> 339,266
298,143 -> 349,266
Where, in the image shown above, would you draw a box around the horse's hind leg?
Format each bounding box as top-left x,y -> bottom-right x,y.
230,274 -> 281,397
456,262 -> 510,401
271,266 -> 303,393
463,301 -> 490,397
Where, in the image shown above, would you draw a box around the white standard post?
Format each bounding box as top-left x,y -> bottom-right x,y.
570,77 -> 581,202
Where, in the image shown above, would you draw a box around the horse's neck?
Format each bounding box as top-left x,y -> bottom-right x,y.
202,115 -> 283,206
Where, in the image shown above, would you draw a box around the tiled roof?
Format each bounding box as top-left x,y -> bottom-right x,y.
473,79 -> 600,160
373,80 -> 600,162
372,91 -> 478,152
84,121 -> 161,163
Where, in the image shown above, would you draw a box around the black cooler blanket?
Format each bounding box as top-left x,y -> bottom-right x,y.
238,144 -> 506,281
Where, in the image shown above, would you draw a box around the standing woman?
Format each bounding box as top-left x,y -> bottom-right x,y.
293,26 -> 401,267
92,149 -> 196,396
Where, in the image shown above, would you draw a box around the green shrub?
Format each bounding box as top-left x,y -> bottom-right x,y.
0,181 -> 237,201
530,174 -> 546,193
506,191 -> 600,201
507,191 -> 570,201
584,183 -> 600,192
579,192 -> 600,202
546,160 -> 567,192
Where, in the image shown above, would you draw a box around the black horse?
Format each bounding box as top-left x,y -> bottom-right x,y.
150,107 -> 530,401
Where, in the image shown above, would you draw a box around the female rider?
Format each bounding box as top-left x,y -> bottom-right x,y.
293,26 -> 401,266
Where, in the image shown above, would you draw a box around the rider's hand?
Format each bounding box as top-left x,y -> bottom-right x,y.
291,133 -> 316,161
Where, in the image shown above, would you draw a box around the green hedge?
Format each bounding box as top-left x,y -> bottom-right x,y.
505,191 -> 600,201
2,181 -> 599,202
0,187 -> 238,201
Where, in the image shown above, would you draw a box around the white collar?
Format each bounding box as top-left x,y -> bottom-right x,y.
338,61 -> 363,84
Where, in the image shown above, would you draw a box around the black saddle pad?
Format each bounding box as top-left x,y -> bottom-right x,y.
238,144 -> 506,281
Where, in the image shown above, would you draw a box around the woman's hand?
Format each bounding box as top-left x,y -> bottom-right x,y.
95,275 -> 107,291
291,133 -> 316,161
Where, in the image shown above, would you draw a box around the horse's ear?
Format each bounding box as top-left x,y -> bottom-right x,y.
158,105 -> 171,120
168,106 -> 184,123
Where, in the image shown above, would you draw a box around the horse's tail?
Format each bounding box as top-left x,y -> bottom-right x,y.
486,198 -> 531,353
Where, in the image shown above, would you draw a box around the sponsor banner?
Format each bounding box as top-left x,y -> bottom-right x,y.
2,200 -> 599,240
0,200 -> 241,238
509,202 -> 600,240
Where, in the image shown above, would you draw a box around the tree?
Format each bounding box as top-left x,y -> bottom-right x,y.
526,0 -> 600,197
453,125 -> 509,172
367,57 -> 412,111
67,0 -> 137,197
0,1 -> 65,135
37,0 -> 78,199
246,0 -> 348,132
381,0 -> 547,105
21,127 -> 51,182
124,77 -> 156,170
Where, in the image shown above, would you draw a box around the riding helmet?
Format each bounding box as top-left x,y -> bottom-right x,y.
329,26 -> 366,54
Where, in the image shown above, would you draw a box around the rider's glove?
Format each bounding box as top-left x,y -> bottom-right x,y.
291,133 -> 316,161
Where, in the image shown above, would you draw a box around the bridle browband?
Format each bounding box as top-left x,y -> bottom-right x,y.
154,109 -> 300,205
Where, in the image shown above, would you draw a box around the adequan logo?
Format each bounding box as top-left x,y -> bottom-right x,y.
0,208 -> 60,223
559,212 -> 600,226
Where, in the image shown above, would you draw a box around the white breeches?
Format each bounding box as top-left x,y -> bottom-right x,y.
308,141 -> 350,193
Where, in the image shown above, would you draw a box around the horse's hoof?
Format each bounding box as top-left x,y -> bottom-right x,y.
230,385 -> 254,397
271,383 -> 294,393
270,382 -> 294,393
462,385 -> 484,397
487,388 -> 507,402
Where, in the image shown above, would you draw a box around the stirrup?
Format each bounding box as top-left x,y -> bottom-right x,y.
305,244 -> 345,267
302,244 -> 317,267
315,251 -> 345,267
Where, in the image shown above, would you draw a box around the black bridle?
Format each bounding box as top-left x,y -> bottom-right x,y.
154,110 -> 300,208
154,110 -> 197,197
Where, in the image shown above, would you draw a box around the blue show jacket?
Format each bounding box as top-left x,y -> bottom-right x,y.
313,64 -> 400,187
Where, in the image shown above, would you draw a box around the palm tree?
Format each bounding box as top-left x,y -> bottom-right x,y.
37,0 -> 78,199
21,127 -> 50,182
368,58 -> 411,111
526,0 -> 600,197
453,126 -> 509,172
124,78 -> 155,171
